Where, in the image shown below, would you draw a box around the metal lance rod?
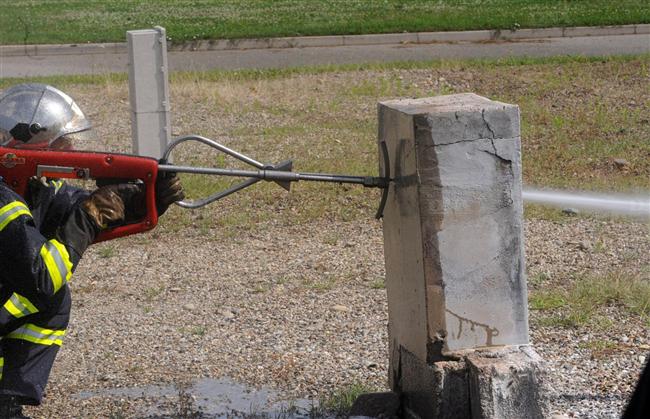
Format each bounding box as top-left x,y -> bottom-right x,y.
158,164 -> 387,188
159,135 -> 391,217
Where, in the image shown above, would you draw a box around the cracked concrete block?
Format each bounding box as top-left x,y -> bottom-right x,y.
378,94 -> 544,418
378,92 -> 528,373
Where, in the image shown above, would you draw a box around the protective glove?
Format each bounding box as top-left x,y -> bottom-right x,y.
92,175 -> 184,221
155,174 -> 184,216
25,176 -> 50,208
81,185 -> 126,229
55,186 -> 125,262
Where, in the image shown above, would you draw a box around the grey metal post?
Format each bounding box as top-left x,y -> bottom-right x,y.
379,94 -> 546,419
127,26 -> 171,159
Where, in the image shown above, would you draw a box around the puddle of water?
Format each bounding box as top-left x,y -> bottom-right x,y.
74,377 -> 319,418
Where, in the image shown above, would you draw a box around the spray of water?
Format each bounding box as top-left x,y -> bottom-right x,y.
522,188 -> 650,219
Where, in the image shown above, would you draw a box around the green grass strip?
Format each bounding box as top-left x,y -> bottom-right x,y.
1,0 -> 648,45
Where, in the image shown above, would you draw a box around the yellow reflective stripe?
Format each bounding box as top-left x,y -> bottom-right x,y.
40,239 -> 73,293
52,240 -> 74,285
3,292 -> 39,318
0,356 -> 3,381
50,180 -> 64,194
6,323 -> 65,346
0,201 -> 31,231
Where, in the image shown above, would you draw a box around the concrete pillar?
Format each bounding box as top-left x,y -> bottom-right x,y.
379,94 -> 545,419
127,26 -> 171,159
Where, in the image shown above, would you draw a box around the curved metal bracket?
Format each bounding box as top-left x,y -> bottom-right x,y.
375,141 -> 390,219
160,134 -> 392,214
162,135 -> 276,209
162,134 -> 266,169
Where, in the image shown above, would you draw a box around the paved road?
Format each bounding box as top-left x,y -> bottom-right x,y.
1,34 -> 648,78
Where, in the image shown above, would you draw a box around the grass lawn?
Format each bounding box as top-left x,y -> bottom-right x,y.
1,0 -> 649,45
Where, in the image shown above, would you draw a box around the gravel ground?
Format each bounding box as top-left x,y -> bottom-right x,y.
527,218 -> 650,418
11,65 -> 649,417
22,215 -> 648,419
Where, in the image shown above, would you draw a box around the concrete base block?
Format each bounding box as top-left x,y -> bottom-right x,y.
399,348 -> 470,419
396,345 -> 546,419
466,346 -> 546,419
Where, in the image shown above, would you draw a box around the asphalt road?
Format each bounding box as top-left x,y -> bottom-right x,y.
0,33 -> 649,78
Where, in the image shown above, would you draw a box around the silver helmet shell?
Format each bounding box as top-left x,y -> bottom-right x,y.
0,83 -> 91,149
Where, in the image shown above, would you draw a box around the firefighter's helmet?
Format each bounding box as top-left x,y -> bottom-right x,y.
0,83 -> 91,149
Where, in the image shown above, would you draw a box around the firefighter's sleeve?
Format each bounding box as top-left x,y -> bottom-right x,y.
0,190 -> 98,311
27,178 -> 90,231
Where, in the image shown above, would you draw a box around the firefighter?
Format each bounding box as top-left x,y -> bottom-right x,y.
0,83 -> 184,418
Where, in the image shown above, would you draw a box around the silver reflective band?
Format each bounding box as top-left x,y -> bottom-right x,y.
0,205 -> 24,222
6,293 -> 38,318
44,241 -> 70,284
6,324 -> 65,346
0,202 -> 31,231
40,239 -> 73,293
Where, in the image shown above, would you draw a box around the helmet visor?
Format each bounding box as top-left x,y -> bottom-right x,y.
49,129 -> 100,151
